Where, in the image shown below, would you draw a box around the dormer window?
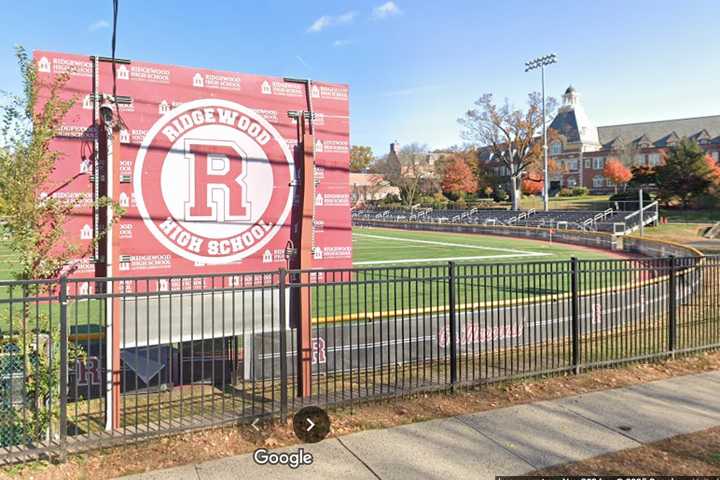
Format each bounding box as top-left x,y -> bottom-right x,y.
550,142 -> 562,155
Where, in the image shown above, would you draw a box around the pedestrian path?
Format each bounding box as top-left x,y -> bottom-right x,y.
121,370 -> 720,479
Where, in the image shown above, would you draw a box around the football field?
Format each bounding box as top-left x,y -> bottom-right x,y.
352,226 -> 617,266
299,226 -> 630,320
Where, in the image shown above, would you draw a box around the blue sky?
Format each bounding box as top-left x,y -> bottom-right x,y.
1,0 -> 719,156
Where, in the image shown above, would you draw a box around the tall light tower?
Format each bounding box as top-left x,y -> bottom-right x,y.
525,53 -> 557,211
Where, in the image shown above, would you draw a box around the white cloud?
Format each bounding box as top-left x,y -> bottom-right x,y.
88,20 -> 110,32
373,1 -> 401,19
333,40 -> 351,48
307,11 -> 356,33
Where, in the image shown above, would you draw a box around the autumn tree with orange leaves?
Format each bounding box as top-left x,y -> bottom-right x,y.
441,157 -> 477,197
603,158 -> 632,192
521,174 -> 544,195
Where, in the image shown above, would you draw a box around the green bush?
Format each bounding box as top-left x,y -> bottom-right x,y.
691,192 -> 720,209
381,194 -> 401,205
571,186 -> 589,196
558,188 -> 573,197
419,196 -> 435,207
493,189 -> 509,202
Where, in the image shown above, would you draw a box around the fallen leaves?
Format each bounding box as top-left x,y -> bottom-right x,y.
3,351 -> 720,480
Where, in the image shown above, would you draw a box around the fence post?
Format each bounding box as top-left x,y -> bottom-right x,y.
668,256 -> 677,358
278,269 -> 288,420
570,257 -> 580,374
58,276 -> 68,462
448,262 -> 458,388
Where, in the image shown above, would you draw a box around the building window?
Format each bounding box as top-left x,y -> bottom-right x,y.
567,177 -> 577,187
550,142 -> 562,155
568,160 -> 578,171
605,178 -> 614,187
713,151 -> 719,162
649,153 -> 661,166
584,159 -> 591,169
593,176 -> 604,188
593,157 -> 604,170
633,153 -> 645,165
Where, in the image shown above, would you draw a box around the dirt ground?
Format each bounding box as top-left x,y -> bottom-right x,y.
533,426 -> 720,475
3,351 -> 720,479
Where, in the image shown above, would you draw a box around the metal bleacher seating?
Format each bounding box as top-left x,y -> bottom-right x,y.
352,207 -> 629,232
352,202 -> 659,235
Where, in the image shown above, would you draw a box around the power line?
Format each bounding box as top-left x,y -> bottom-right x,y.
111,0 -> 119,119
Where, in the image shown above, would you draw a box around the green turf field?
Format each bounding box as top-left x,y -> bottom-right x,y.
300,226 -> 625,319
351,226 -> 615,265
0,228 -> 624,327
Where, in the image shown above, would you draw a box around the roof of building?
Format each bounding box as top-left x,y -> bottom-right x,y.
597,115 -> 720,148
549,86 -> 600,146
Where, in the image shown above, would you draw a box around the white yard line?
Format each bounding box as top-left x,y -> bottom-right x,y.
353,232 -> 543,255
353,252 -> 550,266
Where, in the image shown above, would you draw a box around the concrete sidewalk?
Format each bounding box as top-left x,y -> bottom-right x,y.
121,370 -> 720,480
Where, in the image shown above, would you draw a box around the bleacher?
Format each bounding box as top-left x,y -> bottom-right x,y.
352,203 -> 659,235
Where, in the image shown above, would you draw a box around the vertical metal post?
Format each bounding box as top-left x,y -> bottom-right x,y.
448,262 -> 458,387
570,257 -> 580,373
278,269 -> 288,419
668,256 -> 677,357
296,131 -> 315,398
542,65 -> 549,212
58,276 -> 68,460
639,188 -> 644,236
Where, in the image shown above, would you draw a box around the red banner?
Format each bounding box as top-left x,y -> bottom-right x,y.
34,51 -> 352,281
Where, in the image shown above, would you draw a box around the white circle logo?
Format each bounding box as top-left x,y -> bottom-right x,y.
133,99 -> 295,264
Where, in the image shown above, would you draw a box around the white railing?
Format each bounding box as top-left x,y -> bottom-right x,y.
614,201 -> 659,235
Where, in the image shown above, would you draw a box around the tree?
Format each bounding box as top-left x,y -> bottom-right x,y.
0,48 -> 120,443
350,145 -> 374,172
704,153 -> 720,181
603,158 -> 632,193
630,165 -> 656,188
441,156 -> 477,198
655,139 -> 715,208
521,175 -> 544,195
377,142 -> 429,206
0,48 -> 122,281
459,93 -> 557,209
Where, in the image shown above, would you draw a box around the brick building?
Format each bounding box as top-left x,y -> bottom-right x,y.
547,86 -> 720,192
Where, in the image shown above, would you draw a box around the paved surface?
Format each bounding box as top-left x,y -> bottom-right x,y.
120,370 -> 720,480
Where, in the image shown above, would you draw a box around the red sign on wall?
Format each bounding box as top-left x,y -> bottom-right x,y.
34,51 -> 352,279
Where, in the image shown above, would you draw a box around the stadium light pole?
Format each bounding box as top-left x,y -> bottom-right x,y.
525,53 -> 558,211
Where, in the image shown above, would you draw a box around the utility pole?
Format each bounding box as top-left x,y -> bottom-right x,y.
525,54 -> 558,211
639,188 -> 644,237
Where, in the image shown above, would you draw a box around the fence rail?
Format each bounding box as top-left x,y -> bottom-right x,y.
0,254 -> 718,462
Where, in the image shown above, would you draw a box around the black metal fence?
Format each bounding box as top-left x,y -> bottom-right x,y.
0,255 -> 718,462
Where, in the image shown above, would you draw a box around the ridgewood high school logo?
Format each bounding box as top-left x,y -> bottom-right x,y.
133,99 -> 295,264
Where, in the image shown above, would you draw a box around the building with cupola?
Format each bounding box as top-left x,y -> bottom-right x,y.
548,86 -> 720,192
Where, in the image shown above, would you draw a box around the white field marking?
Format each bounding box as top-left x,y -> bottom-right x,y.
353,253 -> 549,265
353,232 -> 543,255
